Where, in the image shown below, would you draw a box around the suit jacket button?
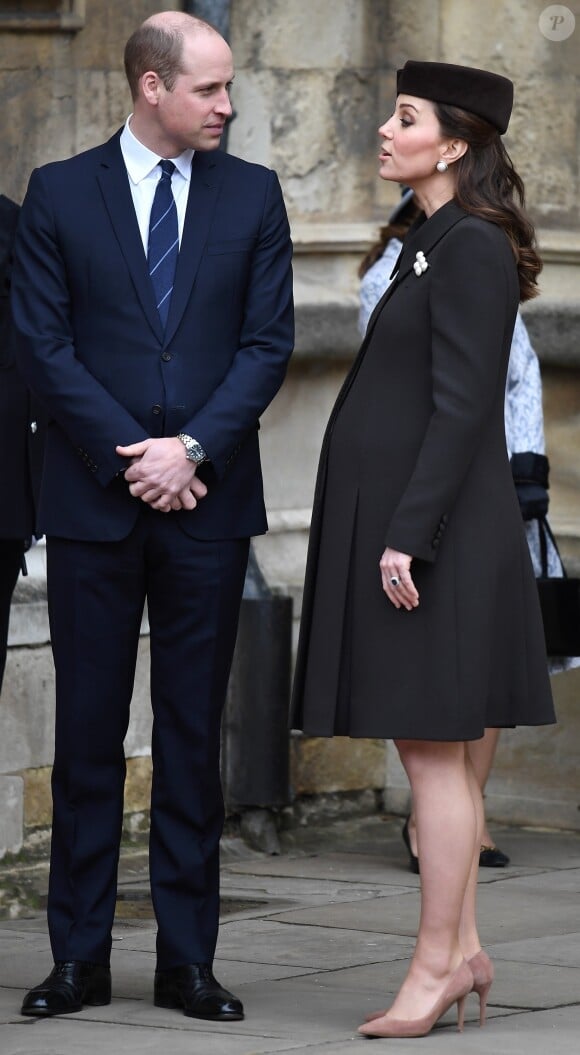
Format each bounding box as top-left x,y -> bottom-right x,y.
30,420 -> 38,433
152,404 -> 162,415
161,352 -> 172,362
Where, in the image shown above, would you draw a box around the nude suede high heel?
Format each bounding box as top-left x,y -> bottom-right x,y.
357,960 -> 474,1039
468,949 -> 494,1027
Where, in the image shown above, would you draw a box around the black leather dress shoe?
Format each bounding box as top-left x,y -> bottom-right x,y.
21,961 -> 111,1017
154,964 -> 244,1021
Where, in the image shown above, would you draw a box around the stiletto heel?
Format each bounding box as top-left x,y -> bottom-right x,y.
468,949 -> 494,1027
358,960 -> 474,1039
402,815 -> 420,874
457,991 -> 467,1032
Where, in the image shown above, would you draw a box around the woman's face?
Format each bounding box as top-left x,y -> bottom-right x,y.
378,95 -> 448,185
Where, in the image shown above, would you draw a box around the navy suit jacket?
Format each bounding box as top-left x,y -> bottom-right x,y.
11,131 -> 294,541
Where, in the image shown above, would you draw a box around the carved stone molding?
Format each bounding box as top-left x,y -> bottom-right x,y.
0,0 -> 85,32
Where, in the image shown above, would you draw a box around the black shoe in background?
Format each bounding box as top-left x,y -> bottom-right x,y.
479,844 -> 510,867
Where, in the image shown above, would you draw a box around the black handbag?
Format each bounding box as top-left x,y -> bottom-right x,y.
535,517 -> 580,656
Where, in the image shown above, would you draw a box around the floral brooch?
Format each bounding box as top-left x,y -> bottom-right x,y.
413,250 -> 428,276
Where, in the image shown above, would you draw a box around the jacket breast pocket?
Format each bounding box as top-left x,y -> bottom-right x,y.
206,238 -> 256,256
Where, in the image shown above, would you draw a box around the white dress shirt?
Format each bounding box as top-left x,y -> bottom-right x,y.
120,116 -> 193,252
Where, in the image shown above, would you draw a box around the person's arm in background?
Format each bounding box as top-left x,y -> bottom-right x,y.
508,311 -> 579,674
506,313 -> 549,522
505,313 -> 545,456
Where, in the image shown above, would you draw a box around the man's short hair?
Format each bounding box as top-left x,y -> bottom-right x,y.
124,23 -> 185,100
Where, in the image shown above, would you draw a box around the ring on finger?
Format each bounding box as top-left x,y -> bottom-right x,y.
390,576 -> 400,587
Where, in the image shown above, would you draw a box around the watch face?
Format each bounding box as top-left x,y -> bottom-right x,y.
179,434 -> 206,462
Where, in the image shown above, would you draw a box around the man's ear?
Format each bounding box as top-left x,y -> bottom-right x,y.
141,71 -> 162,105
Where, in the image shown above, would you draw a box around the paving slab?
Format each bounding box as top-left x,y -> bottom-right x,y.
284,1005 -> 580,1055
480,958 -> 580,1010
268,882 -> 580,946
213,917 -> 415,969
220,870 -> 407,903
227,846 -> 547,888
488,931 -> 580,969
0,943 -> 55,995
0,1018 -> 299,1055
267,891 -> 421,936
488,828 -> 580,870
0,929 -> 50,953
0,917 -> 50,935
493,866 -> 580,894
227,850 -> 420,886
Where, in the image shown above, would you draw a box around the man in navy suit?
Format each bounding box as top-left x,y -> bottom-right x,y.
12,10 -> 293,1021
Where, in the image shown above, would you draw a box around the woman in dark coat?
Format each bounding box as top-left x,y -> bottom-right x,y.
291,60 -> 556,1039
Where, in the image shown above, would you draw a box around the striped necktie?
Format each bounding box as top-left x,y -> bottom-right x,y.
147,159 -> 179,329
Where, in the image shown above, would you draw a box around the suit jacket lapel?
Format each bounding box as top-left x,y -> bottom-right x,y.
164,151 -> 222,344
95,131 -> 164,342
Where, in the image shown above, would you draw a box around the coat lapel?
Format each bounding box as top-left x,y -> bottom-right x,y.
364,201 -> 469,330
395,199 -> 468,285
95,131 -> 163,342
325,203 -> 470,452
164,151 -> 222,344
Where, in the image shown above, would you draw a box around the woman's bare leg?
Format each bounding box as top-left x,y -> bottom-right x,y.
408,727 -> 501,854
375,739 -> 477,1023
467,728 -> 500,847
459,744 -> 485,959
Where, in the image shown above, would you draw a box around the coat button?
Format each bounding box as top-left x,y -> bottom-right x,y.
161,352 -> 172,362
152,404 -> 162,415
30,420 -> 37,433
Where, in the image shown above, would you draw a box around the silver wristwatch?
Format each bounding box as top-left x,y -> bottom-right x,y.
177,433 -> 207,464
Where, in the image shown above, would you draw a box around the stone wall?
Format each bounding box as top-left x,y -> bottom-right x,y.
0,0 -> 180,205
1,0 -> 579,857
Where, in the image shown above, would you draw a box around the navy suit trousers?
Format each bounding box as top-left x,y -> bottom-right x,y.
46,507 -> 249,968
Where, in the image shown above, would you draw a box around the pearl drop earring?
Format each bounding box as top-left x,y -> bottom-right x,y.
436,160 -> 448,173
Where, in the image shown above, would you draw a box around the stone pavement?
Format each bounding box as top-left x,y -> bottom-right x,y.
1,815 -> 580,1054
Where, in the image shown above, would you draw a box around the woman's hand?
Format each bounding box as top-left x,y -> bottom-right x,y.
380,547 -> 419,611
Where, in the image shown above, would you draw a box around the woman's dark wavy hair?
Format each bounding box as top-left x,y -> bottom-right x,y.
435,102 -> 541,301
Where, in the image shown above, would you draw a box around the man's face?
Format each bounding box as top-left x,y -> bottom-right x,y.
154,32 -> 234,154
